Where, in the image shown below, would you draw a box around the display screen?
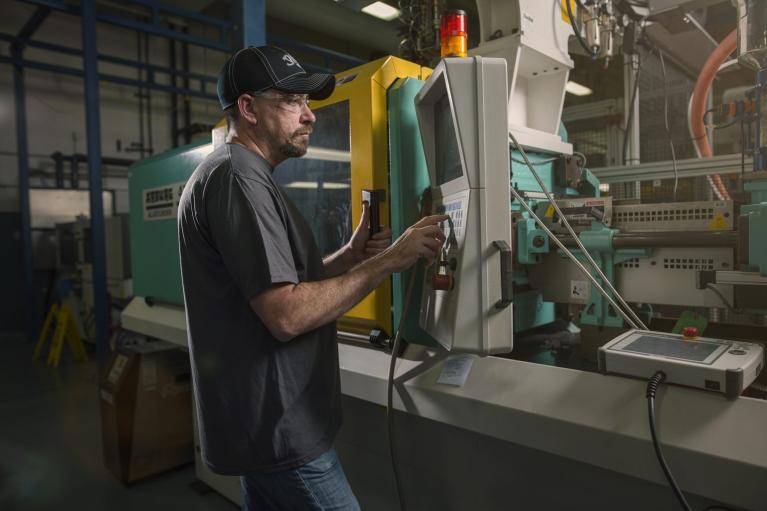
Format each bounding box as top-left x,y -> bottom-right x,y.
623,335 -> 721,363
434,95 -> 463,186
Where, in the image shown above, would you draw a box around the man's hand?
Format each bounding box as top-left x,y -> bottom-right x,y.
348,201 -> 392,263
251,213 -> 449,342
380,214 -> 449,273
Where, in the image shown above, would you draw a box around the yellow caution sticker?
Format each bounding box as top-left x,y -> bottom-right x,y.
545,205 -> 555,218
708,213 -> 729,230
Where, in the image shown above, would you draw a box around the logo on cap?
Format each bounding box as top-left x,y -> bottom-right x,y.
282,54 -> 298,67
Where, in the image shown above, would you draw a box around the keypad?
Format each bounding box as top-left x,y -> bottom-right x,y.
442,201 -> 465,241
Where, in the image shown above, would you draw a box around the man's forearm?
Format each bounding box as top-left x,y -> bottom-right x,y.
257,252 -> 391,341
322,244 -> 358,278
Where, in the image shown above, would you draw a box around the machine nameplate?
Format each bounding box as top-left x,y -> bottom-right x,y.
143,181 -> 186,221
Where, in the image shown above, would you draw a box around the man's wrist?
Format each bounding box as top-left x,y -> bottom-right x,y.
366,248 -> 395,275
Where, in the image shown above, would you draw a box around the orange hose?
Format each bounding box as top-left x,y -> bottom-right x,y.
690,29 -> 736,200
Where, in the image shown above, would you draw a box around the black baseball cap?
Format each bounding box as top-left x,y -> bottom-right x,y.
217,45 -> 336,110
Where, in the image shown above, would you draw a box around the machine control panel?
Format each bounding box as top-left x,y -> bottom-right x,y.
599,329 -> 764,399
440,199 -> 466,242
414,57 -> 513,355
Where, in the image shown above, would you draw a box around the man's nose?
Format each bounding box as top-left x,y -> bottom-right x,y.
300,104 -> 316,123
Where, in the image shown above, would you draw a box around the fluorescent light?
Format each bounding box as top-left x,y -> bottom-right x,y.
284,181 -> 350,189
565,81 -> 593,96
361,1 -> 400,21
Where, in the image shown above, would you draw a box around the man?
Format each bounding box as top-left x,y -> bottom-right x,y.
178,45 -> 447,510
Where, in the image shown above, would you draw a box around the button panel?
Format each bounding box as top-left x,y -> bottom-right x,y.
440,200 -> 466,242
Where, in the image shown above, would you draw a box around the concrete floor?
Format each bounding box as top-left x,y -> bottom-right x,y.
0,333 -> 237,511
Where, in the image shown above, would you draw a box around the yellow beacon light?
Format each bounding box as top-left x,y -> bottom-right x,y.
440,9 -> 468,58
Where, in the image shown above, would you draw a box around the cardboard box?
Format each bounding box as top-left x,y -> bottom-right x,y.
100,340 -> 193,484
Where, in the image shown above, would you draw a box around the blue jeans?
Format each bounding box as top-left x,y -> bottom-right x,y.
240,448 -> 361,511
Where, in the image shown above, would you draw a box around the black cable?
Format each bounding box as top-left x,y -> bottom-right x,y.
706,284 -> 744,315
658,50 -> 678,201
622,51 -> 642,165
566,0 -> 597,59
646,371 -> 692,511
386,259 -> 421,511
740,118 -> 746,178
386,335 -> 406,511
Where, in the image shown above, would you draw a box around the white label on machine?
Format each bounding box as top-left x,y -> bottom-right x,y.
143,181 -> 186,221
570,280 -> 589,300
437,355 -> 474,386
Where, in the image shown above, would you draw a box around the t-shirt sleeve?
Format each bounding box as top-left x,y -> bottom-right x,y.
206,170 -> 299,301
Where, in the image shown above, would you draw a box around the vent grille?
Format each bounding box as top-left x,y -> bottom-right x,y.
663,258 -> 714,270
617,258 -> 640,269
614,207 -> 714,224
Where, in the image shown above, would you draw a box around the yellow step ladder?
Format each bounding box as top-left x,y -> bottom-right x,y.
34,303 -> 88,367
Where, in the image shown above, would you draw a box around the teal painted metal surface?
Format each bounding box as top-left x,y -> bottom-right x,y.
129,138 -> 213,305
516,217 -> 548,264
743,179 -> 767,276
512,273 -> 556,332
563,225 -> 648,327
388,78 -> 440,347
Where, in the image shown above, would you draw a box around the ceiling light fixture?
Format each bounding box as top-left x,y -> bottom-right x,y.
361,1 -> 401,21
565,80 -> 593,96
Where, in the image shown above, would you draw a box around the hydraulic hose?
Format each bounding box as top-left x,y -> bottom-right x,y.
690,30 -> 737,201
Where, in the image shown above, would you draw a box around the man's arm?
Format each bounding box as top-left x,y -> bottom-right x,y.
322,201 -> 391,278
250,215 -> 447,342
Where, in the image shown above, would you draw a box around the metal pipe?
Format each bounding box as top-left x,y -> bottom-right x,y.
137,32 -> 145,159
52,151 -> 64,188
20,0 -> 232,51
82,0 -> 110,363
70,155 -> 78,189
0,33 -> 219,85
12,42 -> 38,341
556,231 -> 739,249
52,153 -> 135,167
144,33 -> 153,156
169,29 -> 178,148
0,55 -> 219,100
182,31 -> 191,145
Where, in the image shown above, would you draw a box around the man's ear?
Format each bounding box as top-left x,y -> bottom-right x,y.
237,94 -> 258,126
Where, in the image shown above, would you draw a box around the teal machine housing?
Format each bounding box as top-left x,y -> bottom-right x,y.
128,139 -> 213,306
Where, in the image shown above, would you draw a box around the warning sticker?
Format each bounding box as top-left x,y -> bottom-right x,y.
143,181 -> 186,221
708,213 -> 729,230
570,280 -> 589,301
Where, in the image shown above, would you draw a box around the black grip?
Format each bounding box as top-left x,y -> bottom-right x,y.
492,240 -> 513,309
362,189 -> 386,236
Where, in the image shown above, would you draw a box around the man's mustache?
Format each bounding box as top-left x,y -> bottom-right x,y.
293,126 -> 313,137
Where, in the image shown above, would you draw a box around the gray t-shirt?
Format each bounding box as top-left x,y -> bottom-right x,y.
178,143 -> 341,475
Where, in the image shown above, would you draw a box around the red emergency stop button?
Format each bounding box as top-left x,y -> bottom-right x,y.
682,327 -> 699,339
432,273 -> 453,291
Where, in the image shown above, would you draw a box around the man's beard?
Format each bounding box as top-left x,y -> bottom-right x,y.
279,127 -> 312,158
